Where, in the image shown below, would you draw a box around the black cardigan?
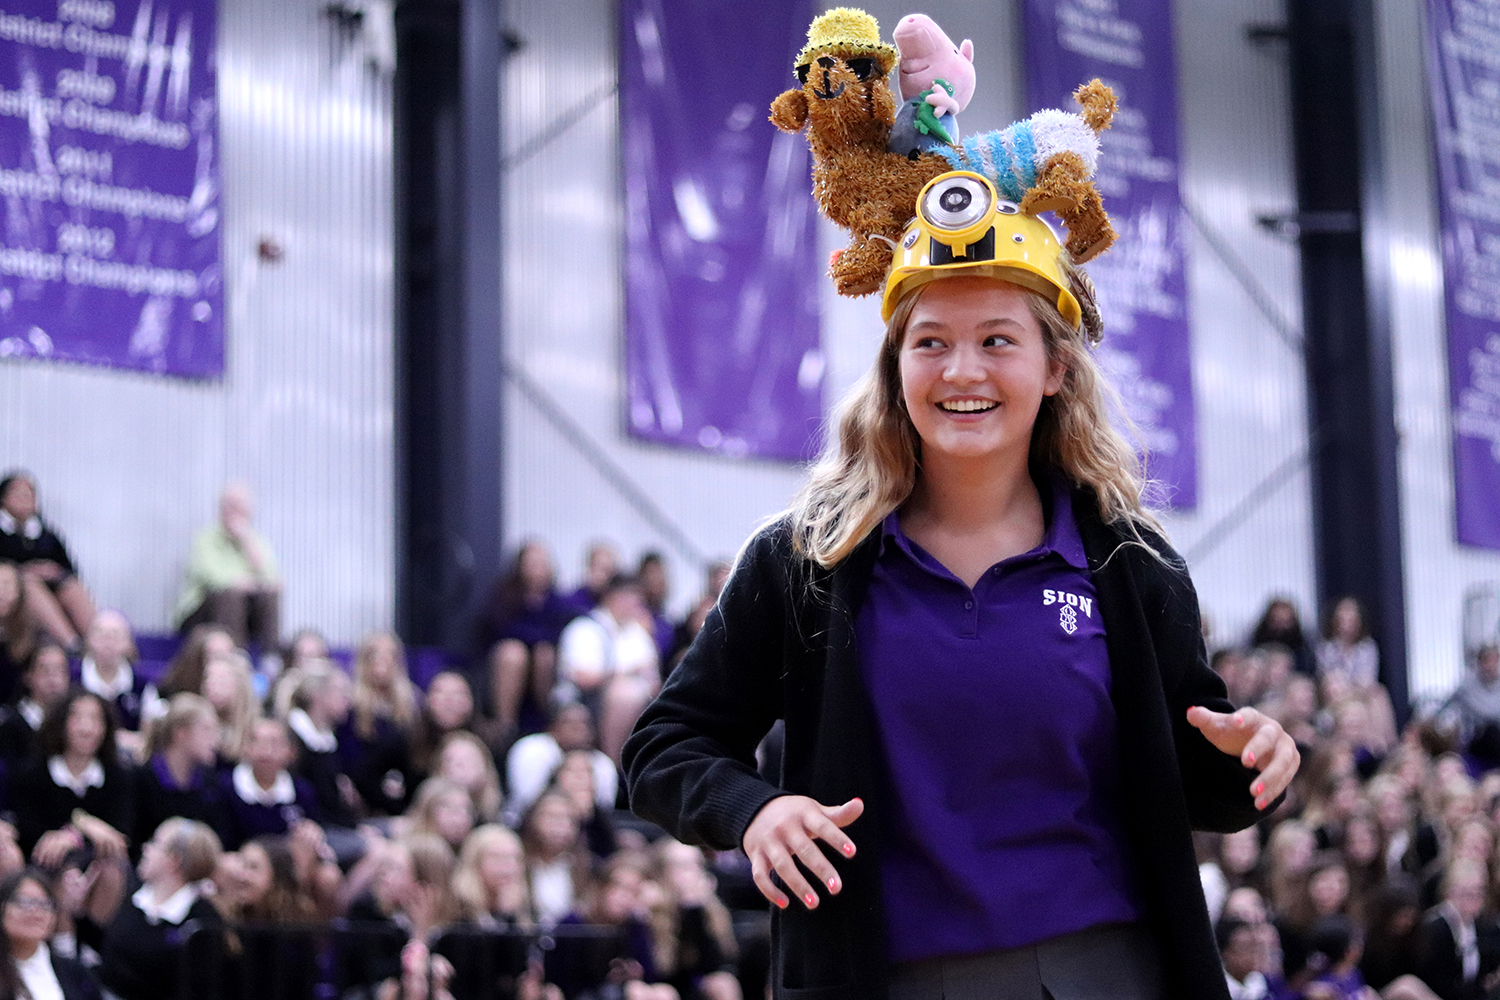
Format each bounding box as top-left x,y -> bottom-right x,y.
1415,909 -> 1500,1000
45,950 -> 103,1000
624,488 -> 1267,1000
11,757 -> 135,857
91,894 -> 224,1000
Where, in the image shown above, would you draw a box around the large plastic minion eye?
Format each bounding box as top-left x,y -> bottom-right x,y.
921,175 -> 992,232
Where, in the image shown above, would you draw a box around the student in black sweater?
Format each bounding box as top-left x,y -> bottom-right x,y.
0,561 -> 35,707
0,867 -> 102,1000
0,472 -> 94,651
0,641 -> 71,771
78,610 -> 150,737
132,694 -> 228,850
283,659 -> 356,829
89,817 -> 225,1000
13,689 -> 133,863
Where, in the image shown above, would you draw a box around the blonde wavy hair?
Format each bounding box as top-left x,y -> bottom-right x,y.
436,730 -> 504,822
203,651 -> 259,760
788,258 -> 1164,568
144,692 -> 217,758
451,824 -> 533,927
351,630 -> 418,741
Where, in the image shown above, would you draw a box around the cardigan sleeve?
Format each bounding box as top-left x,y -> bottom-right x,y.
622,522 -> 796,851
43,525 -> 77,577
1130,533 -> 1273,833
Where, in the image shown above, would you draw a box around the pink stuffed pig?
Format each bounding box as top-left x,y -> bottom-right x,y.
893,13 -> 975,118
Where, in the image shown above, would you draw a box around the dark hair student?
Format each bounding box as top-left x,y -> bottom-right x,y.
0,867 -> 101,1000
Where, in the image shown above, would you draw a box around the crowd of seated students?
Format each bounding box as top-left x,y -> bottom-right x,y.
1206,595 -> 1500,1000
0,507 -> 748,1000
18,460 -> 1500,1000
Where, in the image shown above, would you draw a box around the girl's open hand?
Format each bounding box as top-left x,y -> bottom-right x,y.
743,795 -> 862,911
1187,705 -> 1301,811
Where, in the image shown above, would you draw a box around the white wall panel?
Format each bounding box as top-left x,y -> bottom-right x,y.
1373,0 -> 1500,702
1163,0 -> 1317,649
0,0 -> 394,645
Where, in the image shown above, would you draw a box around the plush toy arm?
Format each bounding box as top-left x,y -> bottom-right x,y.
769,89 -> 809,132
924,81 -> 961,119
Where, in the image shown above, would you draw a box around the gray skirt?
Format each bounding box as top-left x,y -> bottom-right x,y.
889,922 -> 1165,1000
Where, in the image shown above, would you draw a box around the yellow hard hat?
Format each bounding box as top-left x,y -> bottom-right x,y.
882,171 -> 1082,329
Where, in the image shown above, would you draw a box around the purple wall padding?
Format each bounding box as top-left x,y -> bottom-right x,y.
619,0 -> 822,461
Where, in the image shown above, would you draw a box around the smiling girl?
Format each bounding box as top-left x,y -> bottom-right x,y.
625,167 -> 1300,1000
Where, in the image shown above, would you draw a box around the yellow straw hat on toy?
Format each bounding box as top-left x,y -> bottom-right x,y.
882,171 -> 1083,330
794,7 -> 899,73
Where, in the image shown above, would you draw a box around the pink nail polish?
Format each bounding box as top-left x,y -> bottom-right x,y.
828,878 -> 839,890
1246,751 -> 1256,766
843,844 -> 855,856
776,896 -> 788,909
1254,783 -> 1264,796
804,893 -> 817,907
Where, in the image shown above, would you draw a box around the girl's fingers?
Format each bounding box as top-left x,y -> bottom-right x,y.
749,861 -> 787,909
1239,723 -> 1280,769
1249,739 -> 1301,809
1186,707 -> 1243,752
1185,705 -> 1225,730
744,795 -> 860,910
1261,739 -> 1301,798
792,836 -> 842,897
808,812 -> 857,859
766,842 -> 820,910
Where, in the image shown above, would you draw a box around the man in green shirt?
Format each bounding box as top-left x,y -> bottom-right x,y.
174,483 -> 281,651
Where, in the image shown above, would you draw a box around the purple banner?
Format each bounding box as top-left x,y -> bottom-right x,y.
0,0 -> 221,378
1024,0 -> 1197,508
1427,0 -> 1500,550
620,0 -> 821,461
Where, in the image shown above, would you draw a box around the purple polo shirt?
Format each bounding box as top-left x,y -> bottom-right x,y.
856,477 -> 1141,962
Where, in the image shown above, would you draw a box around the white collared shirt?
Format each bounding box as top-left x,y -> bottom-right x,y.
15,941 -> 63,1000
1386,827 -> 1411,873
1225,970 -> 1268,1000
0,510 -> 42,540
82,657 -> 135,703
530,856 -> 574,928
232,762 -> 296,805
131,882 -> 200,926
1440,901 -> 1480,981
18,698 -> 45,731
557,610 -> 660,688
504,736 -> 617,825
287,708 -> 337,752
47,755 -> 104,798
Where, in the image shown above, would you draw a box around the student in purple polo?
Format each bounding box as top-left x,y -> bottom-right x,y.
624,169 -> 1301,1000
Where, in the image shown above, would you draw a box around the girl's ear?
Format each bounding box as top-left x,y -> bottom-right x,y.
1043,358 -> 1067,397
